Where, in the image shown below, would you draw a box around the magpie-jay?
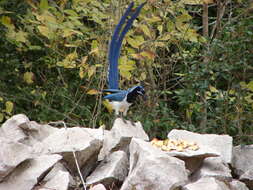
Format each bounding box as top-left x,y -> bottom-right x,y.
103,2 -> 146,117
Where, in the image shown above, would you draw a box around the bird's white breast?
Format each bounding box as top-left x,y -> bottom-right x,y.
110,97 -> 132,115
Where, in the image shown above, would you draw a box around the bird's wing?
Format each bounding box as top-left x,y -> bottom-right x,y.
103,90 -> 128,102
103,89 -> 122,93
108,2 -> 146,90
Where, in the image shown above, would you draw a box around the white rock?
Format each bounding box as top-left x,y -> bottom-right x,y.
168,129 -> 233,163
229,179 -> 249,190
43,162 -> 75,187
90,184 -> 107,190
239,169 -> 253,189
22,121 -> 59,142
99,118 -> 149,160
192,157 -> 232,181
232,145 -> 253,189
0,114 -> 29,142
0,137 -> 34,181
121,138 -> 188,190
232,145 -> 253,176
0,154 -> 62,190
86,151 -> 128,187
38,170 -> 70,190
182,177 -> 230,190
39,127 -> 102,176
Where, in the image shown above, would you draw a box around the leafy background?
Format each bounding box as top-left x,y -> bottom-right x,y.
0,0 -> 252,144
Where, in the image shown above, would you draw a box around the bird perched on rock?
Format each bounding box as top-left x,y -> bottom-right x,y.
103,2 -> 146,117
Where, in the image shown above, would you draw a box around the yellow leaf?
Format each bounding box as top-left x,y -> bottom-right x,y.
0,16 -> 13,28
0,113 -> 3,122
176,14 -> 192,23
79,67 -> 85,79
16,31 -> 27,43
5,101 -> 14,114
140,50 -> 156,60
126,36 -> 144,49
23,72 -> 34,84
167,20 -> 175,32
209,85 -> 218,93
40,0 -> 49,10
247,81 -> 253,91
0,97 -> 3,102
103,100 -> 113,113
127,37 -> 140,49
66,52 -> 78,61
88,65 -> 96,78
140,24 -> 152,38
182,0 -> 214,5
140,72 -> 146,80
81,56 -> 88,66
159,33 -> 171,41
37,25 -> 50,38
90,40 -> 99,55
119,56 -> 135,80
87,89 -> 99,95
146,15 -> 161,23
157,25 -> 163,34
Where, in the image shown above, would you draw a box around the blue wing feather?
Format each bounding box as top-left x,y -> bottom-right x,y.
103,90 -> 128,102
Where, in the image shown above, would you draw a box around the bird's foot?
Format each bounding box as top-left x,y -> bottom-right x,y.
122,117 -> 128,124
130,120 -> 136,126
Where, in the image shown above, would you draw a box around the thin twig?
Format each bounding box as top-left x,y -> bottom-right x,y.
48,120 -> 87,190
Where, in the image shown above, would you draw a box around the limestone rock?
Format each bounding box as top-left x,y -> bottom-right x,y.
0,154 -> 62,190
229,180 -> 249,190
0,114 -> 29,142
99,118 -> 149,160
232,145 -> 253,189
86,151 -> 128,187
168,129 -> 233,163
182,177 -> 230,190
192,157 -> 232,181
38,170 -> 70,190
90,184 -> 107,190
232,145 -> 253,176
22,121 -> 59,143
239,169 -> 253,189
40,127 -> 102,176
121,138 -> 188,190
43,162 -> 75,187
0,137 -> 34,181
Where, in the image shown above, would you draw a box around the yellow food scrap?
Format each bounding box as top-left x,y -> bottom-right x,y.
151,138 -> 199,152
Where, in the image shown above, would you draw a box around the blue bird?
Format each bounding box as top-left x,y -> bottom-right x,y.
103,2 -> 146,117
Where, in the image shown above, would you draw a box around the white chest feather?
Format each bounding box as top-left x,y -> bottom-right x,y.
110,97 -> 132,116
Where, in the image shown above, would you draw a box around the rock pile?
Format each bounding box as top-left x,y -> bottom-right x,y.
0,114 -> 252,190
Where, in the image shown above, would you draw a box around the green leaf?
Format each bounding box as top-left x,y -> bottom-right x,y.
247,81 -> 253,91
0,113 -> 3,122
40,0 -> 49,10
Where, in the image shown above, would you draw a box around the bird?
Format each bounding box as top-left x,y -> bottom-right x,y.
103,2 -> 146,118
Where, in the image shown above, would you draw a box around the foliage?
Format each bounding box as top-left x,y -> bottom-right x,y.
0,0 -> 252,144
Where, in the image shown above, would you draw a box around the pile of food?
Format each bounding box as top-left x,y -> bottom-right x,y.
151,138 -> 199,152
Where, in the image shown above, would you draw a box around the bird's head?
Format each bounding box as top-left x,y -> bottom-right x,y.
127,85 -> 146,103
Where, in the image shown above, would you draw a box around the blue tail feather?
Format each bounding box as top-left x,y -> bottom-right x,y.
108,2 -> 134,89
108,2 -> 146,90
